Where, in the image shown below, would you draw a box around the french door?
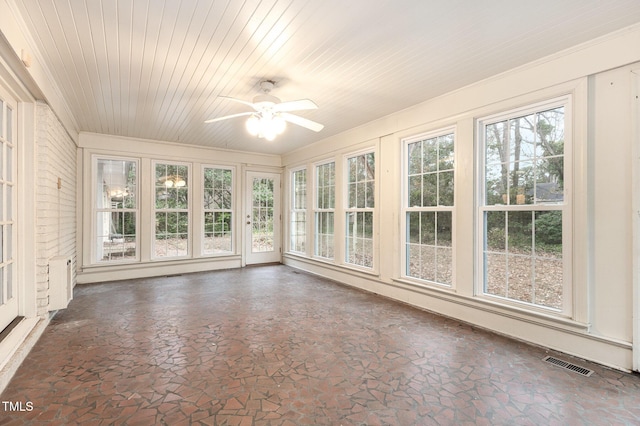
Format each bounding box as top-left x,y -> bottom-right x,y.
245,172 -> 281,265
0,83 -> 17,332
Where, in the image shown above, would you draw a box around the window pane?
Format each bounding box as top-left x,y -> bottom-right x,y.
534,157 -> 564,203
407,212 -> 420,244
485,211 -> 506,251
438,171 -> 454,206
507,211 -> 532,254
438,134 -> 454,170
534,258 -> 563,309
422,137 -> 437,173
204,211 -> 232,254
534,211 -> 562,256
420,212 -> 435,245
345,211 -> 373,268
437,211 -> 452,246
422,173 -> 437,206
486,162 -> 508,205
485,253 -> 507,297
508,255 -> 533,303
408,176 -> 421,207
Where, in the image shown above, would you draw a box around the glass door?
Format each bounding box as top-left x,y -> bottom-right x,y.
0,83 -> 17,332
245,172 -> 281,264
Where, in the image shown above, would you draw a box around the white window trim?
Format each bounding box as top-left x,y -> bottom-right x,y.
313,159 -> 336,261
91,155 -> 140,265
151,160 -> 192,260
343,148 -> 376,272
475,95 -> 573,317
201,164 -> 235,257
400,126 -> 457,288
289,165 -> 308,255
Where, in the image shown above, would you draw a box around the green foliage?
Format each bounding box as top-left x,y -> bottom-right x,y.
535,211 -> 562,245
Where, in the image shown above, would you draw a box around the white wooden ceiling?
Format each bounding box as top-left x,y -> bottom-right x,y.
13,0 -> 640,155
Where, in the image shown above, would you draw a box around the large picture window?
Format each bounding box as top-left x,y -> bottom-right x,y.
154,162 -> 190,258
479,99 -> 568,311
95,158 -> 138,262
290,168 -> 307,254
315,161 -> 335,259
404,130 -> 454,285
203,166 -> 233,255
345,152 -> 375,268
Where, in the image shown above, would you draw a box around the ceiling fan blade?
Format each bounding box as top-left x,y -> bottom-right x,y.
281,112 -> 324,132
274,99 -> 318,112
204,111 -> 253,123
219,96 -> 257,109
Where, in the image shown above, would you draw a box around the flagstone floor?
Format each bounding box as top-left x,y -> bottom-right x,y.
1,264 -> 639,425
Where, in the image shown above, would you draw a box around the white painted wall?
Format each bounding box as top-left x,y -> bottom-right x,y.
282,27 -> 640,371
35,102 -> 77,316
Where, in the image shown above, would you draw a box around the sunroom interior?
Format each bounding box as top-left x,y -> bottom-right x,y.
1,0 -> 640,393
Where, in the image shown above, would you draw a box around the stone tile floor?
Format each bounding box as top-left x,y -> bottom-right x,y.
1,265 -> 639,425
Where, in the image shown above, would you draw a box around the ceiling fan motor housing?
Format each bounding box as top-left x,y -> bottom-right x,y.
252,93 -> 280,108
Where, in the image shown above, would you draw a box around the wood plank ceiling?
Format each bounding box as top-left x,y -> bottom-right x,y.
13,0 -> 640,154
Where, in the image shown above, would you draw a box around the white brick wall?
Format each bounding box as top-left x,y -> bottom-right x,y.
35,102 -> 77,316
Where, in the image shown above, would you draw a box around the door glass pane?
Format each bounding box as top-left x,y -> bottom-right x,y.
6,263 -> 11,300
252,178 -> 274,253
0,100 -> 3,137
6,107 -> 11,143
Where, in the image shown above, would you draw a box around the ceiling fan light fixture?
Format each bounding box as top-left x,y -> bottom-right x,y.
246,114 -> 260,136
245,112 -> 287,140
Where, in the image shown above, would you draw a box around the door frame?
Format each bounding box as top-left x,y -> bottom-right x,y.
244,170 -> 282,265
632,68 -> 640,372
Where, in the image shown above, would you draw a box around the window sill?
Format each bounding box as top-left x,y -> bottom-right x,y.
391,277 -> 589,333
284,253 -> 381,279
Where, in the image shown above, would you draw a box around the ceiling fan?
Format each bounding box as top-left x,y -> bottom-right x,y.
205,81 -> 324,140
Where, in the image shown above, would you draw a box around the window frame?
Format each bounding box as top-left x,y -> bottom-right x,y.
401,126 -> 456,287
91,155 -> 140,264
476,95 -> 572,316
289,166 -> 308,255
152,160 -> 192,260
201,164 -> 235,257
313,159 -> 336,260
343,149 -> 376,270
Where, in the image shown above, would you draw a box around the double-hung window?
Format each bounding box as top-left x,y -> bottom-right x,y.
94,157 -> 138,262
290,168 -> 307,254
345,152 -> 375,268
478,98 -> 569,312
315,161 -> 335,259
404,129 -> 455,285
154,162 -> 190,258
203,166 -> 233,255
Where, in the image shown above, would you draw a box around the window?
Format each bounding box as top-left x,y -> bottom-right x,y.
404,130 -> 454,285
345,152 -> 375,268
315,161 -> 335,259
95,158 -> 138,262
479,100 -> 567,311
290,168 -> 307,253
154,162 -> 189,258
203,166 -> 233,255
